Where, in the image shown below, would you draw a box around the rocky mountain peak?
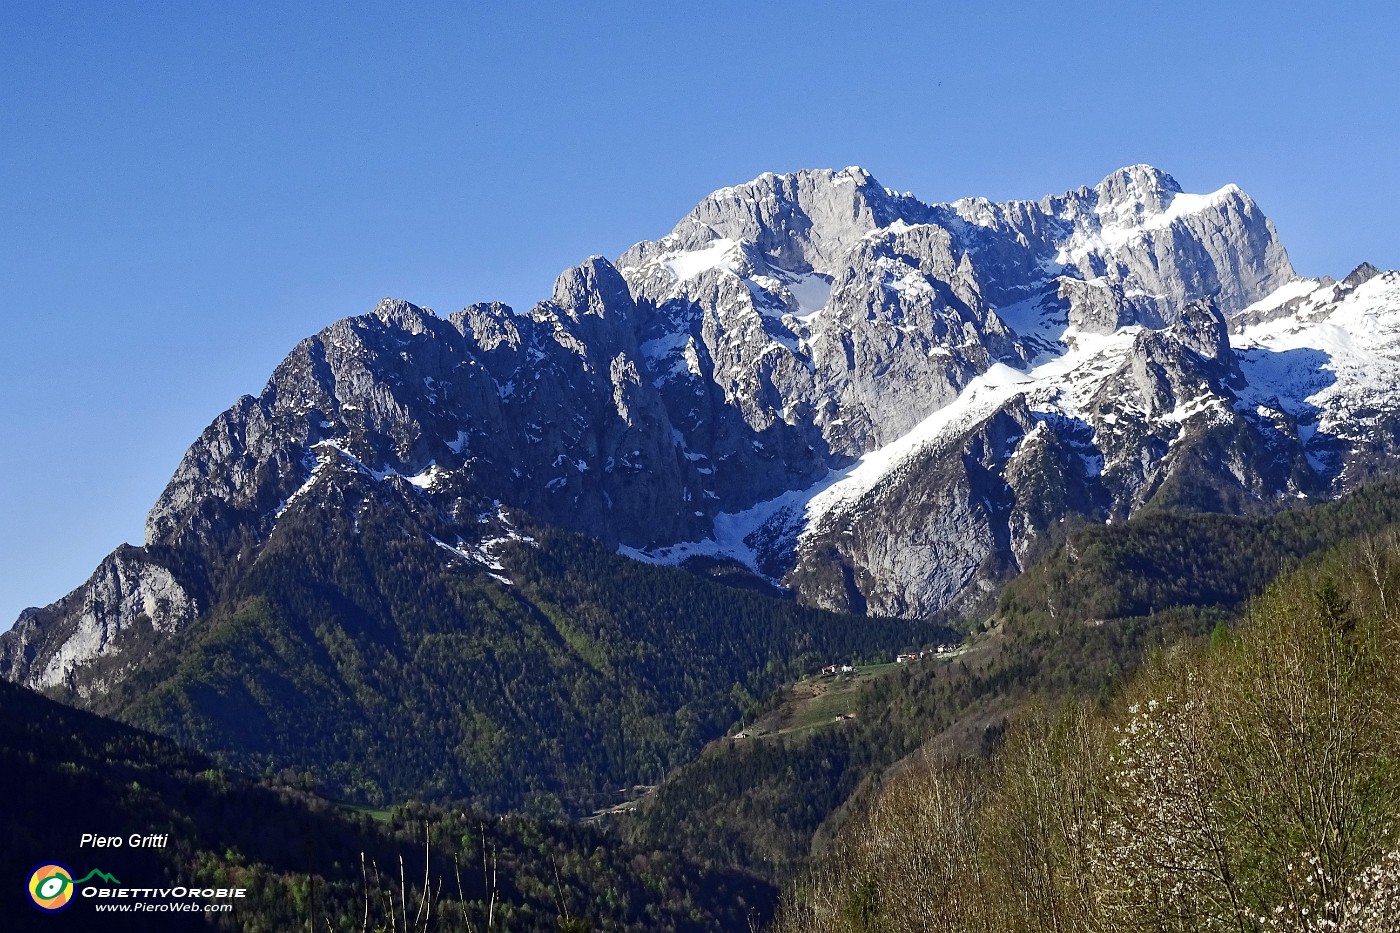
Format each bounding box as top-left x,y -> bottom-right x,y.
550,256 -> 634,323
1091,163 -> 1183,225
1342,262 -> 1382,289
371,297 -> 436,331
629,166 -> 927,276
7,164 -> 1396,699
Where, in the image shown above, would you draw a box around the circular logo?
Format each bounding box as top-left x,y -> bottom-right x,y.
28,863 -> 75,912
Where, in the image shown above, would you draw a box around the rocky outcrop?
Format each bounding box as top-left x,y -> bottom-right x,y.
7,164 -> 1399,694
787,403 -> 1040,617
933,165 -> 1295,330
0,548 -> 196,696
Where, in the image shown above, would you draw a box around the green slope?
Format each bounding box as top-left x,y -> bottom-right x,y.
0,678 -> 777,931
626,479 -> 1400,883
773,524 -> 1400,931
88,487 -> 939,814
998,477 -> 1400,628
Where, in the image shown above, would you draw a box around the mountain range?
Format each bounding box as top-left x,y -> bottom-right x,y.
4,163 -> 1397,808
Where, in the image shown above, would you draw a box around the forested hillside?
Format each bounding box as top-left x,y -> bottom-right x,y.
0,678 -> 776,931
1000,477 -> 1400,628
80,507 -> 936,815
627,480 -> 1400,886
773,531 -> 1400,931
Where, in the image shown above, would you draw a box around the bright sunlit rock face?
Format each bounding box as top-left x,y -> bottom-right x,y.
4,164 -> 1398,690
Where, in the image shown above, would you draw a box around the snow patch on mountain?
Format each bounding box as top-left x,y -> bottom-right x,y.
620,327 -> 1143,576
404,464 -> 444,489
274,441 -> 448,523
1238,277 -> 1319,318
786,271 -> 833,319
1235,273 -> 1400,436
618,265 -> 1400,591
661,238 -> 740,281
431,504 -> 537,585
1057,184 -> 1243,264
618,489 -> 806,576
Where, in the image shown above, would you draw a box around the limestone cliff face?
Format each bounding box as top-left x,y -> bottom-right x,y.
931,165 -> 1296,331
8,164 -> 1399,695
0,548 -> 196,695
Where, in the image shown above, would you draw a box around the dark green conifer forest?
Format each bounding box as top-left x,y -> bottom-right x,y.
12,481 -> 1400,929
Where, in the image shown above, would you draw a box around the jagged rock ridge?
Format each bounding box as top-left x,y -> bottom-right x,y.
4,163 -> 1399,693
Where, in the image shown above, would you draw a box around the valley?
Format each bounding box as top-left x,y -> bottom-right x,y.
5,162 -> 1400,929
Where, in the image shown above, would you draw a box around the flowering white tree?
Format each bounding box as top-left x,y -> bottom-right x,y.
1214,566 -> 1400,931
1093,548 -> 1400,932
773,535 -> 1400,933
1091,683 -> 1248,932
1256,846 -> 1400,931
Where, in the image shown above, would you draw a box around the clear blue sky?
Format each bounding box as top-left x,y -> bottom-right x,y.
2,1 -> 1396,628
